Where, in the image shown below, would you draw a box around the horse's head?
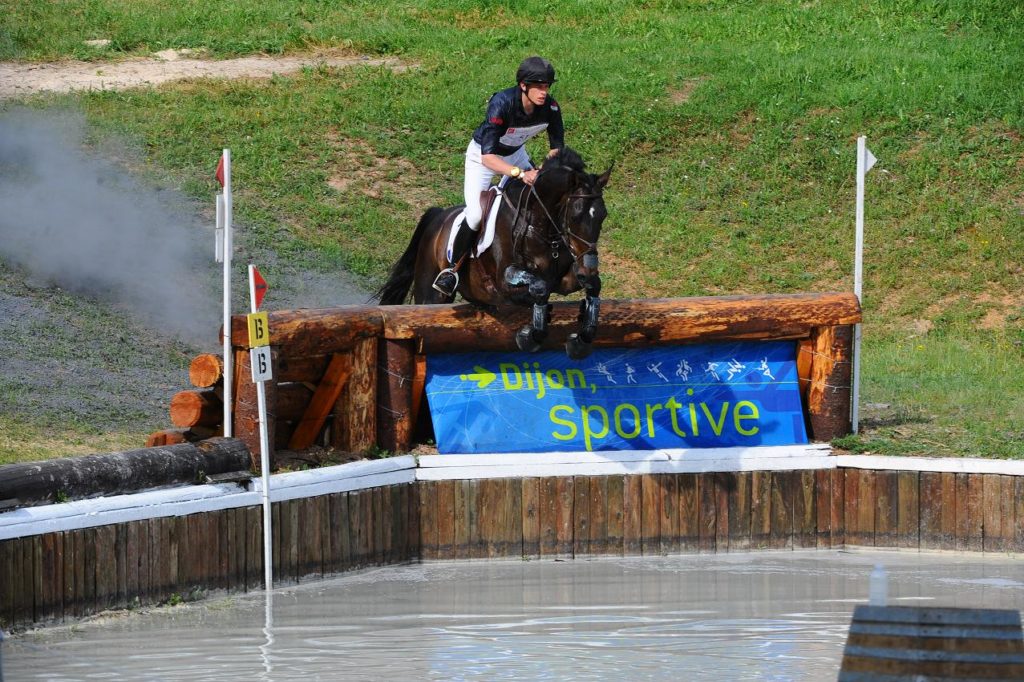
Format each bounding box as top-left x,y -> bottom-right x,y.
534,147 -> 613,280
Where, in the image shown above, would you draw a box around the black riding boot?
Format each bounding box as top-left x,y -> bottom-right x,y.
432,220 -> 476,297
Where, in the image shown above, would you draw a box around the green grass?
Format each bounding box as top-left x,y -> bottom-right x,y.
3,0 -> 1024,458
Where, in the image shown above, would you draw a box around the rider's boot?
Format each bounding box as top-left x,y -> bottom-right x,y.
432,220 -> 476,297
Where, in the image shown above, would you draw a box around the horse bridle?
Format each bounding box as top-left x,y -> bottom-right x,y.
523,182 -> 601,267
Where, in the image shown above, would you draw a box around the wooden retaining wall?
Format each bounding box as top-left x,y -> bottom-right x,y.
3,465 -> 1022,631
416,469 -> 1024,560
0,484 -> 418,630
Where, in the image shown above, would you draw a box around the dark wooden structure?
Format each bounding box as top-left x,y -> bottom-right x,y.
218,293 -> 861,464
3,464 -> 1023,631
0,438 -> 250,508
839,605 -> 1024,680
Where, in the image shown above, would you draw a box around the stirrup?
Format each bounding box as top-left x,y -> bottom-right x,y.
432,267 -> 459,296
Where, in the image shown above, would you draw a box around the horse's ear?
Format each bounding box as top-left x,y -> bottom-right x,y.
595,161 -> 614,190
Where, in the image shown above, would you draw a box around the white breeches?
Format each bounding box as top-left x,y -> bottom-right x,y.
463,140 -> 532,231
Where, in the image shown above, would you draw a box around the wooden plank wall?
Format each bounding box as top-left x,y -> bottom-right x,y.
417,472 -> 832,560
0,483 -> 419,631
415,469 -> 1023,559
3,469 -> 1022,631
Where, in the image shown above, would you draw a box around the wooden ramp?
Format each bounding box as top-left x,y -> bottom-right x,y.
839,605 -> 1024,681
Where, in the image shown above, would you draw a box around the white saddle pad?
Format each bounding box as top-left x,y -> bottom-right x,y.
446,190 -> 505,261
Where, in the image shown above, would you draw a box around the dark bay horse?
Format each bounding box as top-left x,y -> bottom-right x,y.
375,148 -> 611,359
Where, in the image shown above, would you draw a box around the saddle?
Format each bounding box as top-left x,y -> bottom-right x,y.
445,186 -> 504,261
478,188 -> 500,227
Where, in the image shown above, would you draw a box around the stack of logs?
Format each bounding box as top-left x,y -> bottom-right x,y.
145,353 -> 227,447
147,336 -> 389,470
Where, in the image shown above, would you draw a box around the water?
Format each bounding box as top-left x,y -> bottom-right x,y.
5,550 -> 1024,681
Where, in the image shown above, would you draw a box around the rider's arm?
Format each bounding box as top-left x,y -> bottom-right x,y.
481,154 -> 520,177
482,154 -> 539,186
546,98 -> 565,154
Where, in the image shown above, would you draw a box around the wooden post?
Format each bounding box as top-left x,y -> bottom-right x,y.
839,606 -> 1024,680
377,338 -> 415,454
807,324 -> 854,441
234,348 -> 277,471
332,338 -> 377,453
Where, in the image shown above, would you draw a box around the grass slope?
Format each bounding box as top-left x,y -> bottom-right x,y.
2,0 -> 1023,459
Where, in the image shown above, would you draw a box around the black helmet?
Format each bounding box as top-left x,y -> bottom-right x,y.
516,56 -> 556,85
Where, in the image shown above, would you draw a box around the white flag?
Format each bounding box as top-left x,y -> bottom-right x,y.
864,147 -> 877,173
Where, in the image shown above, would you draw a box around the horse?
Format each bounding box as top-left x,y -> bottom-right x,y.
375,147 -> 612,360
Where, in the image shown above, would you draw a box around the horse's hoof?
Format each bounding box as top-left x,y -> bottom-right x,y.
566,333 -> 593,360
516,326 -> 542,353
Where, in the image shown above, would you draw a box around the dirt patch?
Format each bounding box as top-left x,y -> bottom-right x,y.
667,77 -> 706,105
325,130 -> 441,207
0,51 -> 410,99
975,289 -> 1022,330
600,250 -> 650,298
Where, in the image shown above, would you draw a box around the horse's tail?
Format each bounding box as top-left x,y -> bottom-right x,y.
375,206 -> 446,305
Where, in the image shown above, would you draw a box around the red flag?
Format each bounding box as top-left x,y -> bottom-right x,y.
252,266 -> 268,310
215,154 -> 225,187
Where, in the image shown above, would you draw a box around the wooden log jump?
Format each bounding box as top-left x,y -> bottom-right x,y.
224,293 -> 860,467
0,438 -> 251,508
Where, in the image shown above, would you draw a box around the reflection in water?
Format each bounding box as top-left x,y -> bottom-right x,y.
5,550 -> 1024,681
259,590 -> 274,681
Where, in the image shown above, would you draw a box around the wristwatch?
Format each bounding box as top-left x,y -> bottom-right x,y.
510,167 -> 522,178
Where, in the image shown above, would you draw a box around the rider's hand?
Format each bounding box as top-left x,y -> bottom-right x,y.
523,169 -> 540,186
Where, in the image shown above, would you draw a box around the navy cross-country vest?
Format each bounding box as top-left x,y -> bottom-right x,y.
471,86 -> 565,157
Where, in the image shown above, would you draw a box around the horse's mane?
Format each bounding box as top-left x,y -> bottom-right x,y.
545,147 -> 586,174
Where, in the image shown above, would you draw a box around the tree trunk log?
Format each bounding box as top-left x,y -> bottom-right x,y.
332,337 -> 376,453
145,427 -> 217,447
170,389 -> 222,428
381,293 -> 861,353
230,305 -> 383,357
0,438 -> 251,508
188,353 -> 224,388
234,349 -> 276,470
145,428 -> 190,447
377,338 -> 414,454
807,324 -> 854,441
233,294 -> 860,357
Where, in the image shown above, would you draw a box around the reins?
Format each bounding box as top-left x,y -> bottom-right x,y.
509,172 -> 600,265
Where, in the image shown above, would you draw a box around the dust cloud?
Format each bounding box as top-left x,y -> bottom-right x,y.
0,109 -> 221,345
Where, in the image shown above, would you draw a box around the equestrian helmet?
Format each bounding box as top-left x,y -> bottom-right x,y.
516,56 -> 556,85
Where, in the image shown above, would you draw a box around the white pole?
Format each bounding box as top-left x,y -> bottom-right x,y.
215,193 -> 225,263
249,264 -> 273,592
222,149 -> 233,438
852,136 -> 867,434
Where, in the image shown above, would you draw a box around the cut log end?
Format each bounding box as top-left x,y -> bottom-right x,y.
189,353 -> 224,388
170,389 -> 223,428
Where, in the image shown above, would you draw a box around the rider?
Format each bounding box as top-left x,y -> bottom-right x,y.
432,55 -> 566,296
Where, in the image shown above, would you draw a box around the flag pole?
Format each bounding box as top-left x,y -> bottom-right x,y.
221,149 -> 233,438
852,136 -> 869,434
249,264 -> 273,592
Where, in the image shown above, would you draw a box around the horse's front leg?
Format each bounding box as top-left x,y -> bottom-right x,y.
504,265 -> 551,353
563,255 -> 601,360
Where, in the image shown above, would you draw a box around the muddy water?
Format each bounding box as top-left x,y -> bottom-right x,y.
5,550 -> 1024,681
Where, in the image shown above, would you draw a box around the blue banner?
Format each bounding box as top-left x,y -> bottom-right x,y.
425,341 -> 808,454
